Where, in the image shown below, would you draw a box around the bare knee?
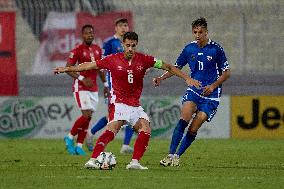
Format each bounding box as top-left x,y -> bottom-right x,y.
134,119 -> 151,133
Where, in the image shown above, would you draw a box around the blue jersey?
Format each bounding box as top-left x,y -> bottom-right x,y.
176,39 -> 229,101
103,36 -> 124,56
102,36 -> 124,90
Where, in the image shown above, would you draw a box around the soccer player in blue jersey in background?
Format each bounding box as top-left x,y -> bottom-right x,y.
153,17 -> 230,166
86,18 -> 135,154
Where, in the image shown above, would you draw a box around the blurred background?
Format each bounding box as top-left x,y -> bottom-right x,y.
0,0 -> 283,139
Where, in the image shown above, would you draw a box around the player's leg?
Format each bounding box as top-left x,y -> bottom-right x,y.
172,111 -> 206,166
74,109 -> 92,156
126,106 -> 151,170
90,116 -> 108,135
84,120 -> 124,169
86,116 -> 108,151
174,99 -> 219,166
120,125 -> 134,154
126,119 -> 150,170
74,91 -> 98,155
86,102 -> 113,151
85,103 -> 129,169
160,100 -> 197,166
64,91 -> 89,155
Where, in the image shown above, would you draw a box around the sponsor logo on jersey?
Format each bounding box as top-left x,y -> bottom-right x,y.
207,56 -> 212,61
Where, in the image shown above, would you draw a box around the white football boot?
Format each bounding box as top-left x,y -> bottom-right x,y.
84,158 -> 100,169
126,160 -> 148,170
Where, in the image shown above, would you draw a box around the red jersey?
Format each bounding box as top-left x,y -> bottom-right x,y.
96,52 -> 156,106
67,43 -> 102,92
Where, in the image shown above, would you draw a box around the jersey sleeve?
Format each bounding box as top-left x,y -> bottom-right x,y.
143,55 -> 156,69
216,46 -> 229,72
96,56 -> 110,70
67,48 -> 79,65
103,41 -> 112,56
175,47 -> 189,69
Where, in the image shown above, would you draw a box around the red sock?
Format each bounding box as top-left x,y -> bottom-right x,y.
92,130 -> 115,158
132,131 -> 151,161
76,117 -> 91,144
70,115 -> 90,136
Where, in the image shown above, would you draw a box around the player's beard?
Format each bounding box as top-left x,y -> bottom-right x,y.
85,40 -> 93,46
125,52 -> 133,60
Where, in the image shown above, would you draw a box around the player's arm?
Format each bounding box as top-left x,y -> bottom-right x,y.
54,61 -> 99,74
153,47 -> 188,86
98,70 -> 109,98
202,69 -> 230,96
154,60 -> 201,88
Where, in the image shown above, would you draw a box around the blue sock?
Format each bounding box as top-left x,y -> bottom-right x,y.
90,116 -> 108,135
123,125 -> 134,145
177,131 -> 197,157
169,119 -> 189,154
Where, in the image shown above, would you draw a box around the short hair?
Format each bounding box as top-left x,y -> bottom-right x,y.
123,32 -> 138,42
192,17 -> 207,29
115,18 -> 128,25
81,24 -> 94,33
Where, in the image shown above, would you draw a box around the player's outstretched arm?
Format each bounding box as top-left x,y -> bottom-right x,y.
160,62 -> 202,88
54,61 -> 98,74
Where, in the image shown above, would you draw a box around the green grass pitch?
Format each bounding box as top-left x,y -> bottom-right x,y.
0,138 -> 283,189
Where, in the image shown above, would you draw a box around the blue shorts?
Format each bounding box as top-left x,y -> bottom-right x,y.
182,90 -> 219,122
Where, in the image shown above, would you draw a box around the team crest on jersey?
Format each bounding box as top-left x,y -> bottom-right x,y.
69,52 -> 74,58
191,54 -> 195,60
137,65 -> 143,71
117,65 -> 123,70
83,52 -> 87,57
207,56 -> 212,61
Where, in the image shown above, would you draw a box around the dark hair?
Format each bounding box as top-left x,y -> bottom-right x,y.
81,24 -> 94,33
192,17 -> 207,29
115,18 -> 128,25
123,32 -> 138,42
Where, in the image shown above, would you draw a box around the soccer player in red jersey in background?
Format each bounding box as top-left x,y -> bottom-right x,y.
63,25 -> 108,156
54,32 -> 201,169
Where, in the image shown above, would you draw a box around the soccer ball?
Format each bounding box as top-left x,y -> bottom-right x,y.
96,152 -> 117,170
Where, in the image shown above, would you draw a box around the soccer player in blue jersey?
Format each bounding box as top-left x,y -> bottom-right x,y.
86,18 -> 135,154
153,17 -> 230,166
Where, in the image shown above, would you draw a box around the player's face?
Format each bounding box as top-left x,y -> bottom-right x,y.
192,26 -> 208,47
123,39 -> 137,60
115,22 -> 129,37
82,27 -> 94,45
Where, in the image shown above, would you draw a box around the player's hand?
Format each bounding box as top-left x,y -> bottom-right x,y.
202,85 -> 215,96
186,78 -> 202,89
103,87 -> 110,99
152,77 -> 162,87
81,77 -> 94,88
54,67 -> 68,74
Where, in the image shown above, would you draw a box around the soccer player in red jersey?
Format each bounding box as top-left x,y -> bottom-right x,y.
63,25 -> 108,156
55,32 -> 201,169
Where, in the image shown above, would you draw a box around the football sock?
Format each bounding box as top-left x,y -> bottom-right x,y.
176,131 -> 197,157
91,130 -> 115,158
76,116 -> 91,144
67,133 -> 74,139
124,125 -> 134,145
70,115 -> 90,136
76,143 -> 83,148
132,131 -> 150,161
169,119 -> 189,154
90,116 -> 108,135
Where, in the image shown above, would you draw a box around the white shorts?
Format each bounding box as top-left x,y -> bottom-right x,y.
73,91 -> 99,111
110,103 -> 150,126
